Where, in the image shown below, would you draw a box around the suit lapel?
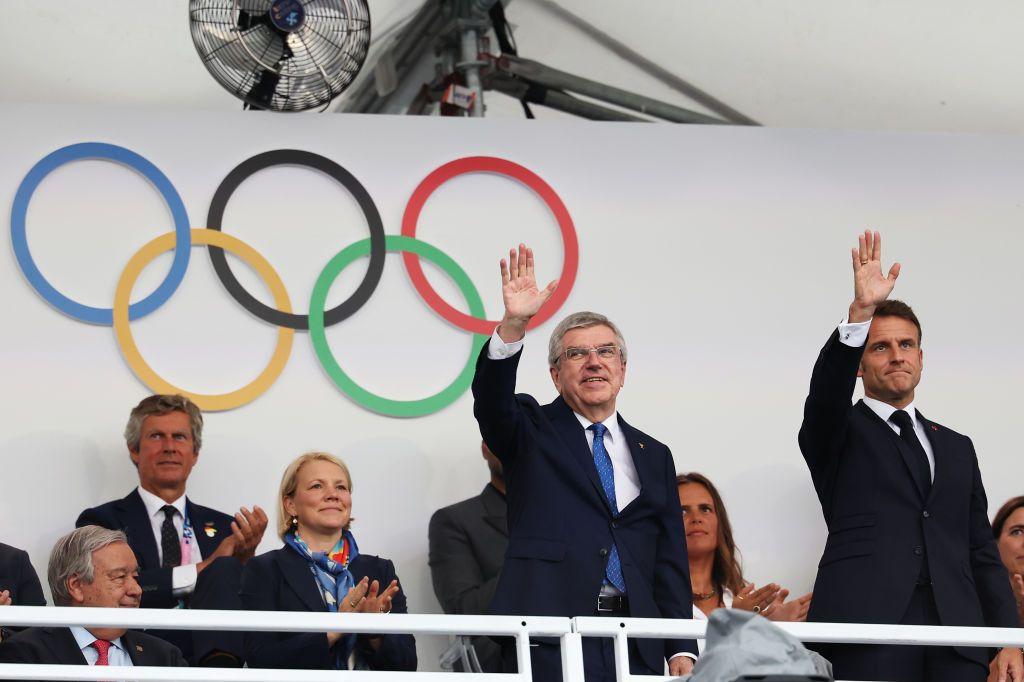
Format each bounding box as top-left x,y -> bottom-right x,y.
187,500 -> 221,557
854,401 -> 928,501
275,547 -> 328,612
545,397 -> 610,512
480,485 -> 508,537
916,410 -> 946,505
616,415 -> 650,514
119,490 -> 161,571
122,631 -> 151,664
47,627 -> 88,664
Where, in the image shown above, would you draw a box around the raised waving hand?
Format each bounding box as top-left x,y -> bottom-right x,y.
498,244 -> 558,343
849,230 -> 901,323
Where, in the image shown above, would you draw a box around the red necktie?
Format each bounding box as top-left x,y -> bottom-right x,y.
91,639 -> 111,666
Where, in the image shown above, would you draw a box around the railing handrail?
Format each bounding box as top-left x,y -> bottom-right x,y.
0,605 -> 570,637
573,615 -> 1024,647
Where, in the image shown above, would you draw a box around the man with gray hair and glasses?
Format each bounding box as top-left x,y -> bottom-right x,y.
472,244 -> 697,682
0,526 -> 186,666
76,393 -> 267,666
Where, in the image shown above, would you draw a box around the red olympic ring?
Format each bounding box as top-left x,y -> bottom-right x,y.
401,157 -> 579,335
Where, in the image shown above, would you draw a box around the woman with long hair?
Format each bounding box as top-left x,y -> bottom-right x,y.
677,472 -> 811,650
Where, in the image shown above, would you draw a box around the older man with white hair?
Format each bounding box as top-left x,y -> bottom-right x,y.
0,525 -> 186,666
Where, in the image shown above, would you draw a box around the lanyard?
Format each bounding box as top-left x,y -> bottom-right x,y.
180,508 -> 194,565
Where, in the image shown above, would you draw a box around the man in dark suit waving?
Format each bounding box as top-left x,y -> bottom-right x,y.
472,244 -> 696,682
76,394 -> 267,666
799,230 -> 1022,682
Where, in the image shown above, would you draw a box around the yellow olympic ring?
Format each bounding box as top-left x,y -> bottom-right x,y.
113,229 -> 294,411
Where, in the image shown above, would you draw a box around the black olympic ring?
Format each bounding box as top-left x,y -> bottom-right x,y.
206,149 -> 386,330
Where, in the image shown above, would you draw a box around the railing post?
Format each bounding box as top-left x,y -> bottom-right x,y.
612,622 -> 631,682
516,627 -> 533,681
560,631 -> 585,682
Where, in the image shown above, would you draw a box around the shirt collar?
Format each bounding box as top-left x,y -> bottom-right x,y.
863,396 -> 919,428
136,485 -> 186,520
574,411 -> 623,443
69,624 -> 126,654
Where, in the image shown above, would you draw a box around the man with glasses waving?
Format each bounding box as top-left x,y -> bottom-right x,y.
472,244 -> 697,682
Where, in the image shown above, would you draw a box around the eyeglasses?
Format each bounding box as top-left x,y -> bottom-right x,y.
560,345 -> 621,363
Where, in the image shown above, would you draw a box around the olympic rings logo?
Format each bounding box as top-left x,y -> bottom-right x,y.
11,143 -> 579,416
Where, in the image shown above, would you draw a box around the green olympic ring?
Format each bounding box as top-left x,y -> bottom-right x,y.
310,235 -> 488,417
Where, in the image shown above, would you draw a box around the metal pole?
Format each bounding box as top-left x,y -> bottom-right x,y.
459,25 -> 485,116
500,55 -> 731,124
489,76 -> 650,122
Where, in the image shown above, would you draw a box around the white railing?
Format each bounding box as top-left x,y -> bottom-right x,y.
573,616 -> 1024,682
0,606 -> 577,681
2,606 -> 1023,681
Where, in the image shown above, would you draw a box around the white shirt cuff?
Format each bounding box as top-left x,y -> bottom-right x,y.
670,652 -> 698,661
486,328 -> 524,359
171,564 -> 198,597
837,317 -> 871,347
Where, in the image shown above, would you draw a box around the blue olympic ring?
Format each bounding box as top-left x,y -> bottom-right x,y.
10,142 -> 192,325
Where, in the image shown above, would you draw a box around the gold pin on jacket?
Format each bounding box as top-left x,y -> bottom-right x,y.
204,523 -> 217,538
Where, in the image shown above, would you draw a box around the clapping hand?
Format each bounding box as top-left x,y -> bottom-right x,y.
849,230 -> 901,323
229,506 -> 268,563
764,590 -> 812,622
732,582 -> 781,615
498,244 -> 558,343
359,579 -> 400,614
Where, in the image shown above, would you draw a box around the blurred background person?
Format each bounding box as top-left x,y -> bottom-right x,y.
429,441 -> 508,672
677,472 -> 811,652
992,496 -> 1024,626
241,452 -> 416,671
0,542 -> 46,642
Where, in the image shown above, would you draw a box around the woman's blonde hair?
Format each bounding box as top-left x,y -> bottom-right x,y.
277,451 -> 354,539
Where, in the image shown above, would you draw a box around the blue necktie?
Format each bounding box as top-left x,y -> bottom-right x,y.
589,423 -> 626,593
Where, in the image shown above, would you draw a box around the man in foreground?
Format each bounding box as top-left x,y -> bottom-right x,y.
0,525 -> 186,666
799,230 -> 1021,682
472,244 -> 696,682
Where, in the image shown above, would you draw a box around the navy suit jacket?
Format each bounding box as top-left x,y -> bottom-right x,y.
76,489 -> 234,608
472,342 -> 697,670
0,625 -> 186,666
799,330 -> 1017,664
0,543 -> 45,607
240,547 -> 416,671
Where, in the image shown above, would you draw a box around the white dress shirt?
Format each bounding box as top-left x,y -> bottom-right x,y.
136,486 -> 202,596
836,319 -> 935,479
69,625 -> 133,667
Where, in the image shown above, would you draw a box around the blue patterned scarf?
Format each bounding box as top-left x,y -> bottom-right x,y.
284,530 -> 360,668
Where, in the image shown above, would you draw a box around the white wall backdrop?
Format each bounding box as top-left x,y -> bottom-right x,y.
2,106 -> 1022,667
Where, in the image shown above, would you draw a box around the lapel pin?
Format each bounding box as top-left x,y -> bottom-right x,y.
930,425 -> 939,431
638,442 -> 645,450
204,523 -> 217,538
136,644 -> 144,652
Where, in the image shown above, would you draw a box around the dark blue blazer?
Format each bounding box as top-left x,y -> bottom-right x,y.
472,342 -> 697,670
0,543 -> 45,607
799,330 -> 1018,664
76,489 -> 234,608
240,547 -> 416,671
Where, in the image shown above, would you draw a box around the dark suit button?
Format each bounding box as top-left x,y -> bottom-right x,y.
913,546 -> 923,556
599,548 -> 609,557
611,521 -> 619,529
922,511 -> 930,518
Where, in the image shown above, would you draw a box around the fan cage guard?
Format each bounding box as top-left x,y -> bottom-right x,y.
190,0 -> 371,112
